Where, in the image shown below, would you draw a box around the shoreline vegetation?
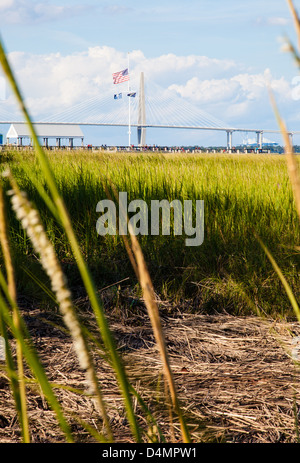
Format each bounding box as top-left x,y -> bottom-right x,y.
3,149 -> 300,318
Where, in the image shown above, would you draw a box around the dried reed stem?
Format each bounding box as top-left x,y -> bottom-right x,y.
107,181 -> 191,442
287,0 -> 300,51
270,91 -> 300,221
127,225 -> 191,442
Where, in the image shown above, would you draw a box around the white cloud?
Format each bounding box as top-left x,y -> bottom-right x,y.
101,5 -> 133,15
169,68 -> 293,125
169,77 -> 240,104
133,53 -> 237,85
5,46 -> 133,116
267,16 -> 289,26
6,47 -> 239,114
256,16 -> 290,27
0,0 -> 14,11
1,0 -> 93,24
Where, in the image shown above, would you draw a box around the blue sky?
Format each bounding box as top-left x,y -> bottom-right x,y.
1,0 -> 300,146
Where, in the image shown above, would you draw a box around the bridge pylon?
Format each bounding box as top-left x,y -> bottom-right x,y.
226,130 -> 233,151
256,131 -> 263,149
137,72 -> 146,146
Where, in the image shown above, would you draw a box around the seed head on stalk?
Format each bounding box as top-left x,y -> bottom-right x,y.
3,169 -> 113,441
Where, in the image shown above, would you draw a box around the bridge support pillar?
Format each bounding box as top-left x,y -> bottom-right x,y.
256,131 -> 263,149
289,133 -> 293,148
137,72 -> 146,147
226,130 -> 233,151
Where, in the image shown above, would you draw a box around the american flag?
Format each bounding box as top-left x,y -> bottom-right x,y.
112,68 -> 129,84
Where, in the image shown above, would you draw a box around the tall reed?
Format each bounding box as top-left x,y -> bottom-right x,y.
7,171 -> 113,441
108,182 -> 191,442
257,0 -> 300,328
0,181 -> 30,442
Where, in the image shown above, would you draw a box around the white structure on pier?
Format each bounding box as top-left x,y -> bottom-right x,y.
6,123 -> 84,148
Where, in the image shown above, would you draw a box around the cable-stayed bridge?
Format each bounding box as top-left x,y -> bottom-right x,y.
1,72 -> 299,148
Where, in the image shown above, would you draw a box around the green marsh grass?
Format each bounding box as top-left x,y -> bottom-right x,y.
5,150 -> 300,317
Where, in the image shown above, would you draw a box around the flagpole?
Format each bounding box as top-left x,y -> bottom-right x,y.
128,52 -> 131,148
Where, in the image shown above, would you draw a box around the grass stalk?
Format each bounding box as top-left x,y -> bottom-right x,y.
0,37 -> 141,442
0,308 -> 24,438
0,181 -> 30,442
127,226 -> 191,442
270,91 -> 300,221
106,180 -> 190,442
263,0 -> 300,326
0,269 -> 74,442
6,173 -> 113,442
106,180 -> 190,441
287,0 -> 300,51
255,231 -> 300,322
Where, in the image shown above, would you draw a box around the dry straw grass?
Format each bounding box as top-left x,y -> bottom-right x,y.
2,301 -> 300,443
